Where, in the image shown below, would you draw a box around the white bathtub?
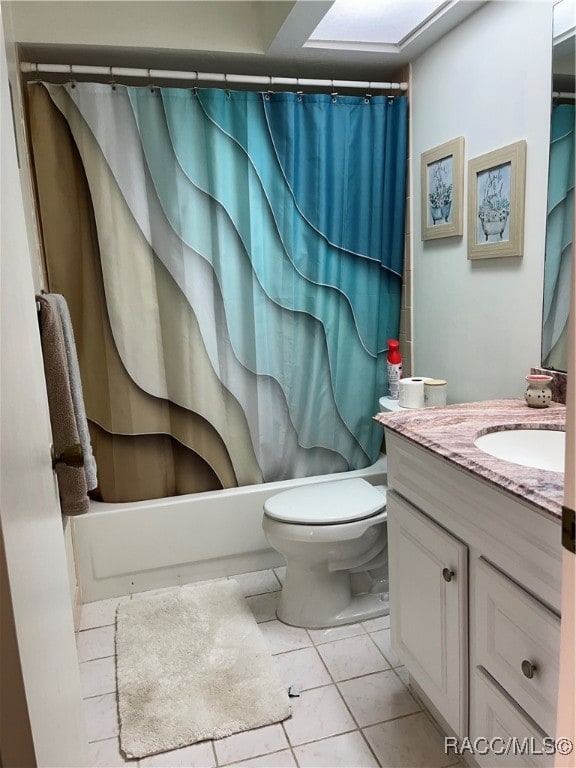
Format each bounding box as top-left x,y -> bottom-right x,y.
72,455 -> 388,602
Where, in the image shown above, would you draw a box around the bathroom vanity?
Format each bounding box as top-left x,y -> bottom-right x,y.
375,400 -> 565,767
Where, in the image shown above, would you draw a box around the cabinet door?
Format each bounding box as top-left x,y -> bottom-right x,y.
388,490 -> 468,736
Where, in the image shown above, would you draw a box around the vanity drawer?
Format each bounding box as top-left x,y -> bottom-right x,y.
469,668 -> 553,768
473,558 -> 560,737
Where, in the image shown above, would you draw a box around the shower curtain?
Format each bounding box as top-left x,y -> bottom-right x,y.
542,103 -> 574,370
28,83 -> 407,502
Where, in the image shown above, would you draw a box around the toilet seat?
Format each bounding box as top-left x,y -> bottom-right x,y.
263,478 -> 386,525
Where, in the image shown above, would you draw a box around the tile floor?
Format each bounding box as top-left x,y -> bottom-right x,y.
77,568 -> 462,768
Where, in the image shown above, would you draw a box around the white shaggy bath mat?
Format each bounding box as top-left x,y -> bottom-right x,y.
115,581 -> 291,759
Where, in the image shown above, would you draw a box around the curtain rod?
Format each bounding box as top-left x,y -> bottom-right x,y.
20,62 -> 408,92
553,91 -> 575,99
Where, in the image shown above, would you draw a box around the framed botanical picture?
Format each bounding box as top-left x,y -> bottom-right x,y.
467,140 -> 526,259
420,137 -> 464,240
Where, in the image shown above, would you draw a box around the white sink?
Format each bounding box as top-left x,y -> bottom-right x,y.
474,429 -> 565,473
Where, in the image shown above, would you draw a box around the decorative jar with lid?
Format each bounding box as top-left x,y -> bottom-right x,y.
524,374 -> 553,408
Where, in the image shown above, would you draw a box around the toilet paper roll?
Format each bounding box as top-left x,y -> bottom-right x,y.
399,377 -> 429,409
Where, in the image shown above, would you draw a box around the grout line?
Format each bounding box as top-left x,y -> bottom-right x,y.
306,640 -> 334,687
87,735 -> 138,765
215,730 -> 291,766
82,690 -> 118,706
318,656 -> 398,687
280,721 -> 300,768
287,726 -> 360,751
308,627 -> 368,647
86,731 -> 121,746
82,688 -> 117,701
390,664 -> 410,689
220,746 -> 295,768
364,630 -> 397,669
357,727 -> 384,768
313,633 -> 392,683
298,639 -> 380,759
366,629 -> 389,649
77,624 -> 116,633
77,621 -> 116,632
237,589 -> 282,599
214,734 -> 223,767
334,665 -> 405,689
210,738 -> 218,767
332,683 -> 363,732
361,708 -> 425,730
323,666 -> 392,685
78,653 -> 117,664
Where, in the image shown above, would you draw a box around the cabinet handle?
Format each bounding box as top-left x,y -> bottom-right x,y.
442,568 -> 455,582
521,660 -> 537,679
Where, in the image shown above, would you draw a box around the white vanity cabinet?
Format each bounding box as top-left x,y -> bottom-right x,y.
388,491 -> 468,737
385,431 -> 562,766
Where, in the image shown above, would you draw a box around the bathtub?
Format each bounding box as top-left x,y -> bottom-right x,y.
72,455 -> 388,602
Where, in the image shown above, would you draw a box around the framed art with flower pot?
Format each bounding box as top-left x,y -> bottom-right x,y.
467,140 -> 526,259
420,136 -> 464,240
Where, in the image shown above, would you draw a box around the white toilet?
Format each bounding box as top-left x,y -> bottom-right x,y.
262,478 -> 388,629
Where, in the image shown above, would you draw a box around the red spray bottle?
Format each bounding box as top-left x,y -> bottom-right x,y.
387,339 -> 402,400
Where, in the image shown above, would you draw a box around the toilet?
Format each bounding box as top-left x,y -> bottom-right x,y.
262,478 -> 388,629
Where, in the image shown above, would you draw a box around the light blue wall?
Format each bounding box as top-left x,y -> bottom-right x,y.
411,0 -> 554,404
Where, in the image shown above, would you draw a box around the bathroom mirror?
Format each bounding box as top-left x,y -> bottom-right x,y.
541,2 -> 574,373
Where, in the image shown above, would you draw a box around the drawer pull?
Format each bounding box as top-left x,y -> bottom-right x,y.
442,568 -> 455,582
521,660 -> 537,679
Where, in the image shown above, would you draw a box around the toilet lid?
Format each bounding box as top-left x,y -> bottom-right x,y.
263,478 -> 387,525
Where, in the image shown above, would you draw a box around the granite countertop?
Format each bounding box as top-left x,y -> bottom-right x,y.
374,399 -> 566,520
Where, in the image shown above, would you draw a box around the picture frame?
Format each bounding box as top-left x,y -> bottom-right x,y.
467,140 -> 526,260
420,137 -> 464,241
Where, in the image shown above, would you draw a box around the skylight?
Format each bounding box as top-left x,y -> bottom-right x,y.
308,0 -> 449,47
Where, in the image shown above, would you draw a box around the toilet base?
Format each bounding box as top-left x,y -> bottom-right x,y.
276,588 -> 389,629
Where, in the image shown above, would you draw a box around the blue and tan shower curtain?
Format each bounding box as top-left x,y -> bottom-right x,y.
542,103 -> 574,370
28,83 -> 407,501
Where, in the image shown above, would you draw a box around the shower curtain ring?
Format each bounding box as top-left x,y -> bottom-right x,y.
32,62 -> 42,86
190,71 -> 198,96
109,66 -> 116,90
69,64 -> 76,89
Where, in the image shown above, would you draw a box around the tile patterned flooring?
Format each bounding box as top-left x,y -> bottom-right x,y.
77,568 -> 461,768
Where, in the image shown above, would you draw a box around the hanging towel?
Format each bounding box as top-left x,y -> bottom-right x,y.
52,293 -> 98,490
37,294 -> 89,515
